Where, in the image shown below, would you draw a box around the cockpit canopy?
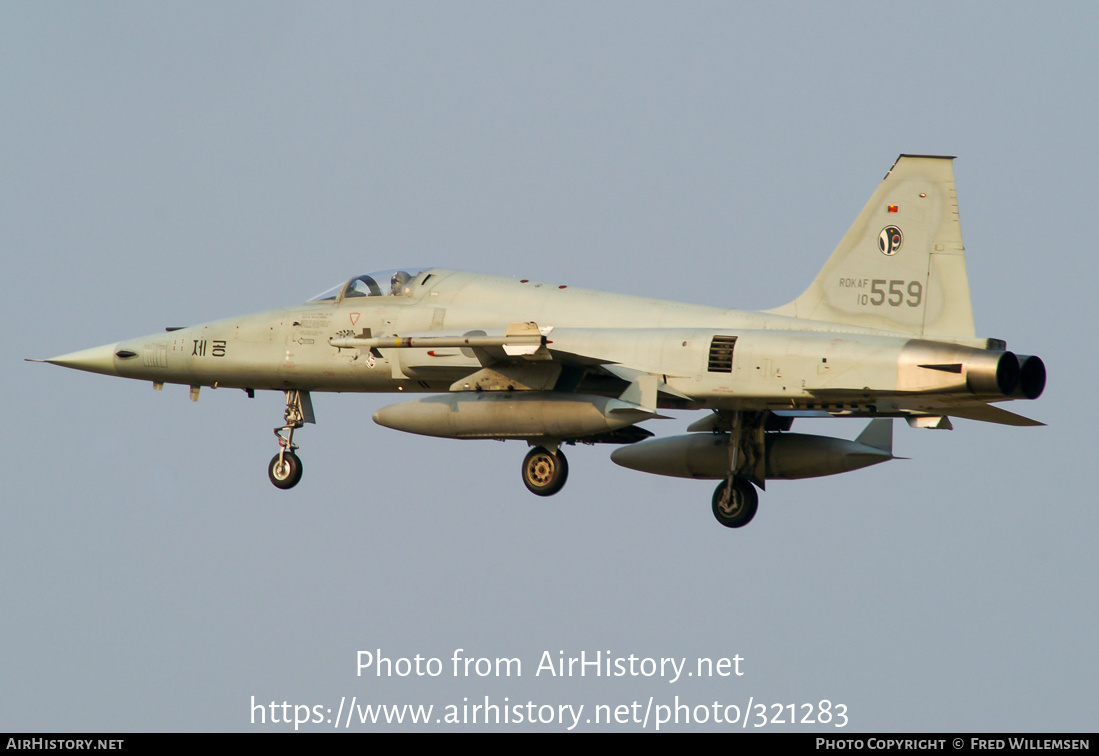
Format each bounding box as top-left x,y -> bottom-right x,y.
308,268 -> 429,303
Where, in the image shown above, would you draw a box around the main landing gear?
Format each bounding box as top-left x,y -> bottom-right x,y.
269,390 -> 311,490
709,410 -> 766,528
711,476 -> 759,528
522,446 -> 569,496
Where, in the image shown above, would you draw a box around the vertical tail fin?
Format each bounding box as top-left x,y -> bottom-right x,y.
768,155 -> 976,338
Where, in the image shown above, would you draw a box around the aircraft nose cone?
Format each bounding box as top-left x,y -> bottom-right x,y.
39,343 -> 122,377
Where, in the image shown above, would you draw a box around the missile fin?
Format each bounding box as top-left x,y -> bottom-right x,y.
855,419 -> 893,452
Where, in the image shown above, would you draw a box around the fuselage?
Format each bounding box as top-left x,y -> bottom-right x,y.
60,268 -> 1030,417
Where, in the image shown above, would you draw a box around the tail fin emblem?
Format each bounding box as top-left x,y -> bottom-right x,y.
879,226 -> 903,256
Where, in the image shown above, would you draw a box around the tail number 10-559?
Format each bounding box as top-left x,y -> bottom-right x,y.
856,279 -> 923,308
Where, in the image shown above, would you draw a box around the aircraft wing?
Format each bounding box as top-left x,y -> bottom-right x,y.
342,322 -> 692,411
803,388 -> 1044,427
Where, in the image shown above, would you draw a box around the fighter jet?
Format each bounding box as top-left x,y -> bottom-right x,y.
31,155 -> 1045,528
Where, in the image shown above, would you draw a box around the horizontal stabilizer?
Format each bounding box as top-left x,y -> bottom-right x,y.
944,403 -> 1045,427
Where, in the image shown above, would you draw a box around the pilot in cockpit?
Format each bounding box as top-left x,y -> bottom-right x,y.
390,270 -> 411,296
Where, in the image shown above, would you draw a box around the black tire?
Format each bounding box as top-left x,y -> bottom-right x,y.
269,452 -> 303,489
522,447 -> 569,496
711,477 -> 758,528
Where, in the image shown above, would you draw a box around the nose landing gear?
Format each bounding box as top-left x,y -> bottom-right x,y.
269,450 -> 303,489
269,390 -> 313,490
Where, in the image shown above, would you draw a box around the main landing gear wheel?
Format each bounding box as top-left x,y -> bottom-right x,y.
268,452 -> 304,489
522,447 -> 569,497
712,477 -> 758,528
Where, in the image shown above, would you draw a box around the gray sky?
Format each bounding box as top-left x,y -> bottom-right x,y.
4,2 -> 1094,732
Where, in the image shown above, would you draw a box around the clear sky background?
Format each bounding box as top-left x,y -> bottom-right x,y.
4,2 -> 1094,732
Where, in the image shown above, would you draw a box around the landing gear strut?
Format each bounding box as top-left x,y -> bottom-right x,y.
709,410 -> 767,528
522,446 -> 569,496
269,390 -> 311,490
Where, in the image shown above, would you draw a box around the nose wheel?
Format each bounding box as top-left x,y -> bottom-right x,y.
269,451 -> 303,489
522,446 -> 569,496
269,390 -> 311,490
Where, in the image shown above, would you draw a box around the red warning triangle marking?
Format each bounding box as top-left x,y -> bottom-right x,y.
349,313 -> 360,326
